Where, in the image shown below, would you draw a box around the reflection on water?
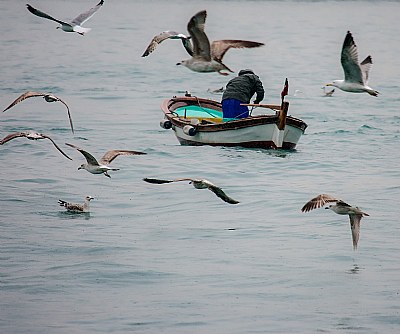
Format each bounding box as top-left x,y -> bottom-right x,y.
346,263 -> 361,275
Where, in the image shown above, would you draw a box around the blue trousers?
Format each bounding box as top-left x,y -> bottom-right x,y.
222,99 -> 249,119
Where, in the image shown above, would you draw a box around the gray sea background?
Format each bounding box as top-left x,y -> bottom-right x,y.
1,0 -> 399,333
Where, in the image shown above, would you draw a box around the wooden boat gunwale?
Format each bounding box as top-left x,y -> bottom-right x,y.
161,96 -> 308,132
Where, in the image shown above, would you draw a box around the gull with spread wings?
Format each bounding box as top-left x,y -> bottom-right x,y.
3,91 -> 74,133
65,143 -> 146,178
301,194 -> 370,250
143,177 -> 239,204
325,31 -> 379,96
26,0 -> 104,35
142,10 -> 264,75
0,131 -> 72,160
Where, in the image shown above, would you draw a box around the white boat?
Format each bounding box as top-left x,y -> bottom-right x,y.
160,95 -> 307,150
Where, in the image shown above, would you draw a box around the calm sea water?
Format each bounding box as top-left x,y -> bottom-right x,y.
1,0 -> 399,333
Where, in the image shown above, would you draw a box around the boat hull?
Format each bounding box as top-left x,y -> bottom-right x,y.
160,96 -> 307,150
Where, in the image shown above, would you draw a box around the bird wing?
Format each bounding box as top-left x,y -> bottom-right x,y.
187,10 -> 211,60
207,183 -> 239,204
141,31 -> 192,57
3,91 -> 45,112
54,97 -> 74,134
211,40 -> 264,61
99,150 -> 146,165
360,55 -> 373,85
142,177 -> 193,184
301,194 -> 339,212
39,134 -> 72,160
349,214 -> 362,250
341,31 -> 364,84
26,4 -> 70,26
0,132 -> 27,145
65,143 -> 99,165
66,203 -> 84,211
143,177 -> 174,184
335,200 -> 352,208
70,0 -> 104,26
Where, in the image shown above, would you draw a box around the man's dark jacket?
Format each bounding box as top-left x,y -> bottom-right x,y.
222,69 -> 265,104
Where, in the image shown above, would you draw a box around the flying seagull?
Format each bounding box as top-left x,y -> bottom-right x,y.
143,177 -> 240,204
65,142 -> 146,178
142,10 -> 264,75
0,131 -> 72,160
26,0 -> 104,35
301,194 -> 370,250
326,31 -> 379,96
59,195 -> 94,213
3,91 -> 74,133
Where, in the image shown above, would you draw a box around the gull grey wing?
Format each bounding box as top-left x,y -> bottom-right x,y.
26,4 -> 70,26
349,213 -> 362,250
211,40 -> 264,61
207,184 -> 239,204
0,132 -> 27,145
187,10 -> 211,60
335,200 -> 352,208
65,143 -> 99,165
341,31 -> 363,84
54,97 -> 74,134
142,31 -> 192,57
360,55 -> 372,85
3,91 -> 45,112
70,0 -> 104,26
99,150 -> 146,165
143,177 -> 174,184
40,134 -> 72,160
301,194 -> 339,212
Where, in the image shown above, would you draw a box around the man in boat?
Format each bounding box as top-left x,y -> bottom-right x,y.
221,69 -> 264,119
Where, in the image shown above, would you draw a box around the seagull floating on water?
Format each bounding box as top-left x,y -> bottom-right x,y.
301,194 -> 370,250
59,195 -> 94,213
207,86 -> 225,94
326,31 -> 379,96
0,131 -> 72,160
3,91 -> 74,133
143,177 -> 240,204
65,143 -> 146,178
26,0 -> 104,35
142,10 -> 264,75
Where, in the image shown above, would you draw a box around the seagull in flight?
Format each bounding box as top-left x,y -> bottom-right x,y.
142,10 -> 264,75
26,0 -> 104,35
0,131 -> 72,160
59,195 -> 94,213
326,31 -> 379,96
3,91 -> 74,133
143,177 -> 240,204
301,194 -> 370,250
65,143 -> 146,178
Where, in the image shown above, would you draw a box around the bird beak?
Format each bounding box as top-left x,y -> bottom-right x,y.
325,83 -> 332,86
78,166 -> 82,170
325,207 -> 329,209
176,62 -> 182,66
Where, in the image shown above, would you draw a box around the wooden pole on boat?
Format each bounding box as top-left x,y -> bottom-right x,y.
278,102 -> 289,130
241,103 -> 281,110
